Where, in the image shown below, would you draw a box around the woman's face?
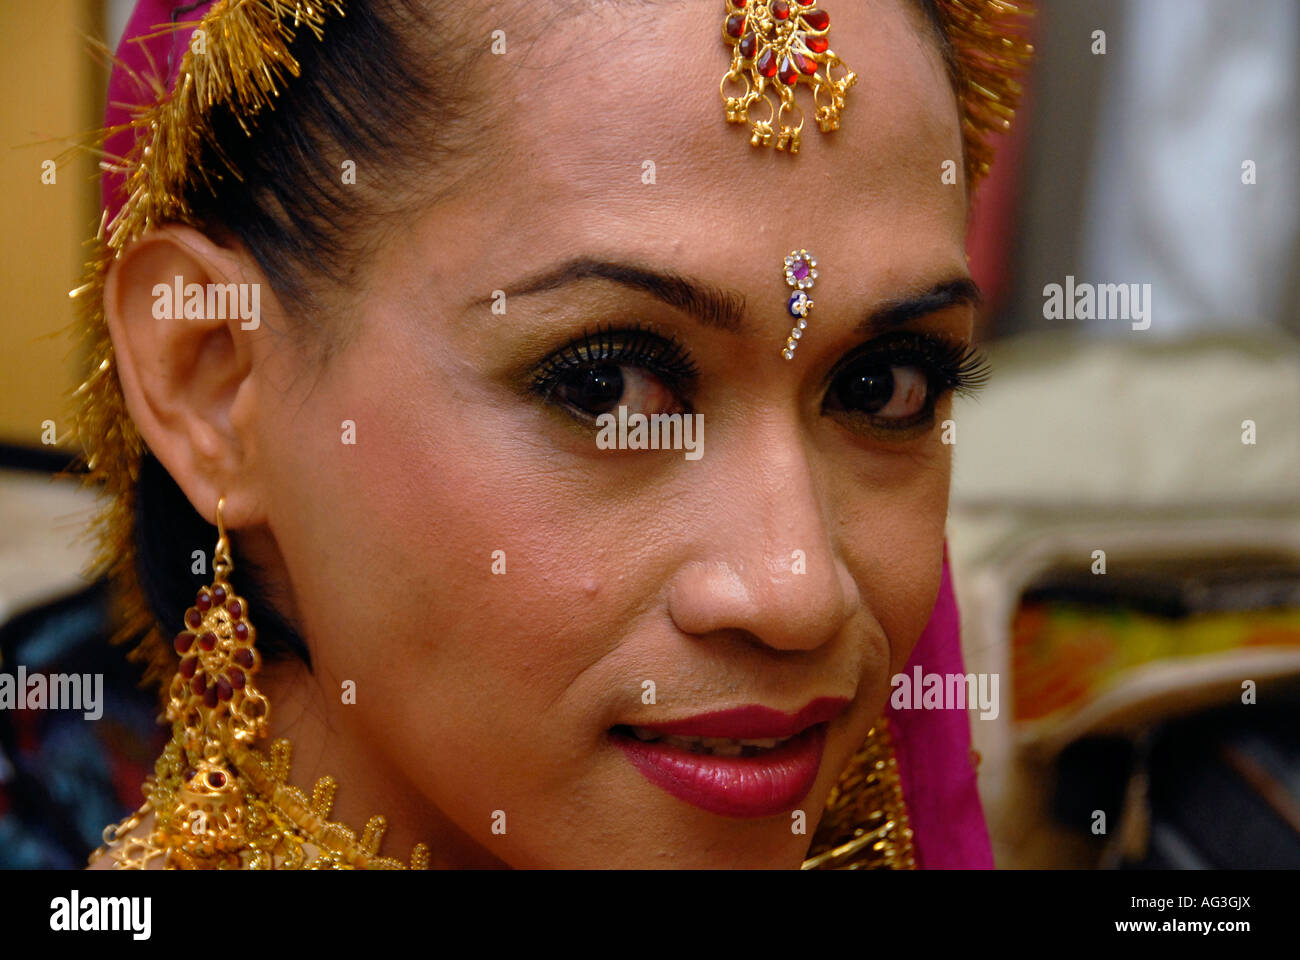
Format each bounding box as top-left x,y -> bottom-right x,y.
181,0 -> 970,867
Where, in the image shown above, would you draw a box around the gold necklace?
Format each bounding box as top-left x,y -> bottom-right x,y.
92,497 -> 427,869
94,723 -> 913,870
804,717 -> 916,869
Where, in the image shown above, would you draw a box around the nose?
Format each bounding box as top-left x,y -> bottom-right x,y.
666,420 -> 861,653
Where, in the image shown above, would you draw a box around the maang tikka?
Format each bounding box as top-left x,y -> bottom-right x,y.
720,0 -> 857,154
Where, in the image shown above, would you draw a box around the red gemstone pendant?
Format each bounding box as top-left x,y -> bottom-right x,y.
721,0 -> 859,155
802,9 -> 829,30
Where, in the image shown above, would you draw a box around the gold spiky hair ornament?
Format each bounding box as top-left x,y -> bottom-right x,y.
77,0 -> 445,870
932,0 -> 1036,185
720,0 -> 1034,185
70,0 -> 1028,870
70,0 -> 345,698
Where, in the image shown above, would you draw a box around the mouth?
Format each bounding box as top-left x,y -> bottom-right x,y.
612,725 -> 803,757
608,697 -> 849,819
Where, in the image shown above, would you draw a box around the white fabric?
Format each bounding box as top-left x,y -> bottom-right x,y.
1081,0 -> 1300,336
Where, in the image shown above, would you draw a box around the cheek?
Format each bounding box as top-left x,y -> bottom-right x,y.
259,344 -> 643,797
832,440 -> 951,676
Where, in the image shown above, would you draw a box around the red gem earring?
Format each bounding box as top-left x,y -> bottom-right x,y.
163,495 -> 269,862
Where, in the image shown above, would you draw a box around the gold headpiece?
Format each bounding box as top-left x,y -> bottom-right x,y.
73,0 -> 1028,869
720,0 -> 1035,186
720,0 -> 857,155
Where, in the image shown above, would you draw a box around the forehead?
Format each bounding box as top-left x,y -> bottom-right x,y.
411,0 -> 965,302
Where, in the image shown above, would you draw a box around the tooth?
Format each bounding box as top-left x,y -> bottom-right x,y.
631,727 -> 660,742
652,734 -> 793,757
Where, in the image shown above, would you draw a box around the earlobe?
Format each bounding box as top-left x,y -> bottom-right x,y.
103,224 -> 267,529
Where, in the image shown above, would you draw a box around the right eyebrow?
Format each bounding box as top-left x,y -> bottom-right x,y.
478,256 -> 752,334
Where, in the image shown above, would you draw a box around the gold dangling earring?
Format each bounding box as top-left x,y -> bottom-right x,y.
96,495 -> 431,869
153,494 -> 270,867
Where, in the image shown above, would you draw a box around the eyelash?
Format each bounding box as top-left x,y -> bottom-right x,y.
530,322 -> 699,403
823,330 -> 991,429
528,324 -> 990,426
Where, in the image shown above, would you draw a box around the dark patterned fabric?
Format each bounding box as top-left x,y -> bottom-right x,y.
0,580 -> 166,868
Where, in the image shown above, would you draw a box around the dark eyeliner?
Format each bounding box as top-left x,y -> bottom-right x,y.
823,330 -> 991,430
529,322 -> 699,403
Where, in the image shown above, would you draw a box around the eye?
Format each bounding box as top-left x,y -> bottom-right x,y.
822,332 -> 990,431
830,361 -> 930,420
530,324 -> 698,421
552,364 -> 681,418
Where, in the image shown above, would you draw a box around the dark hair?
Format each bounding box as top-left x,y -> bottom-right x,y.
912,0 -> 966,173
132,0 -> 967,673
915,0 -> 959,68
134,0 -> 487,667
186,0 -> 486,349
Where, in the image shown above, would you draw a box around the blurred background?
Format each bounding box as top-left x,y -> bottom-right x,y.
1,0 -> 1298,868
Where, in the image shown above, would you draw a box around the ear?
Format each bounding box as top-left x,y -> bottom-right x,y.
104,224 -> 273,530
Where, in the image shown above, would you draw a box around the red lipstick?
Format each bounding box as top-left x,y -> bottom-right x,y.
611,696 -> 849,819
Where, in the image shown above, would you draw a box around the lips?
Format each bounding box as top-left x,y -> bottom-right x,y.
625,698 -> 851,739
610,697 -> 849,819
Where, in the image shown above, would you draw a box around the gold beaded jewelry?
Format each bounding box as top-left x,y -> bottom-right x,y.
720,0 -> 1035,185
92,497 -> 429,869
720,0 -> 857,154
803,717 -> 916,869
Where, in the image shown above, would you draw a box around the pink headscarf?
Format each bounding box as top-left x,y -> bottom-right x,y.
102,0 -> 217,222
890,546 -> 994,868
105,0 -> 994,871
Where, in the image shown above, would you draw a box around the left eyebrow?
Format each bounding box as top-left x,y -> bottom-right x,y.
857,277 -> 983,335
481,256 -> 981,337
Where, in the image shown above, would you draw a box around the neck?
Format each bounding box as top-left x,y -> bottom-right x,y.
253,656 -> 508,869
